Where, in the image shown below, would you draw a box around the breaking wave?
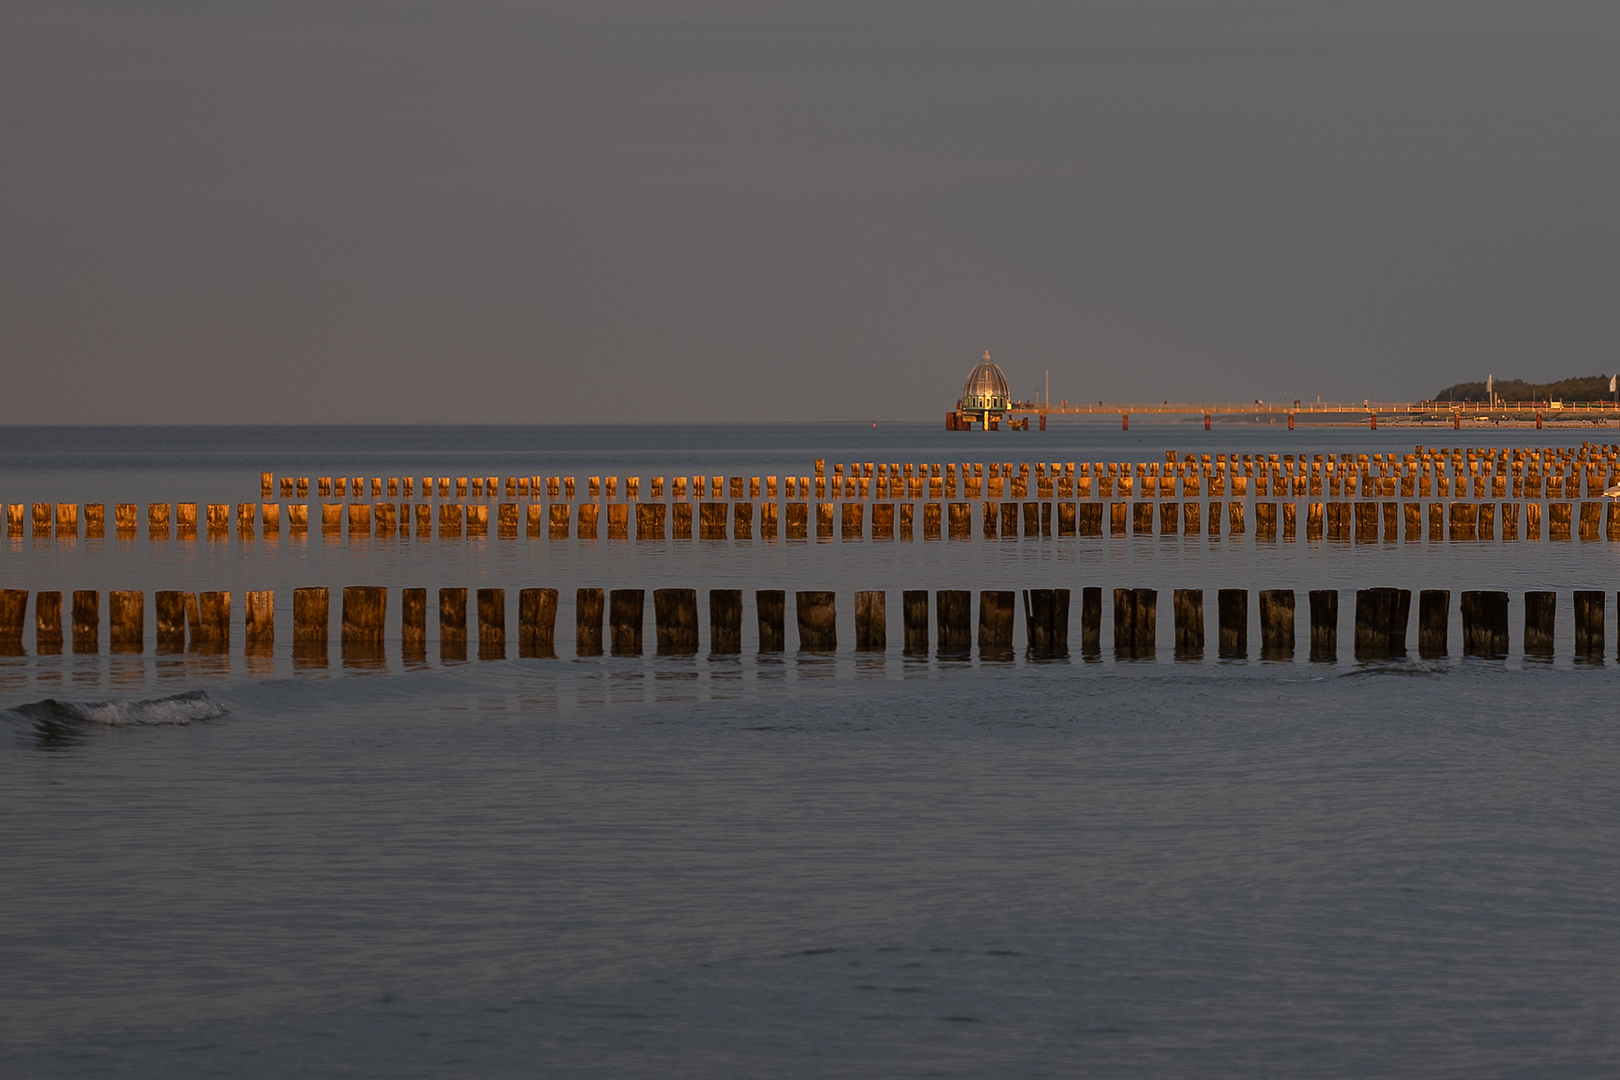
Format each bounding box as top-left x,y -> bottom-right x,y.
3,690 -> 227,742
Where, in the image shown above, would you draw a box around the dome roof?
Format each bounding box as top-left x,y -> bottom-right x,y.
959,351 -> 1010,411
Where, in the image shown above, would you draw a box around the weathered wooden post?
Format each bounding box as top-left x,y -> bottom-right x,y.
0,589 -> 25,652
402,587 -> 427,659
1417,590 -> 1449,658
109,590 -> 143,653
1173,588 -> 1204,658
1021,588 -> 1069,658
476,588 -> 506,659
1308,590 -> 1337,662
1218,589 -> 1248,658
575,587 -> 604,656
35,591 -> 63,653
1259,590 -> 1294,660
85,504 -> 104,539
1080,587 -> 1102,656
155,591 -> 188,651
440,587 -> 469,661
68,590 -> 98,653
196,591 -> 229,653
1113,588 -> 1156,658
795,591 -> 837,652
1524,591 -> 1556,657
1574,590 -> 1604,660
609,589 -> 644,655
340,586 -> 387,661
936,590 -> 972,658
902,590 -> 929,656
1460,591 -> 1509,657
977,591 -> 1015,659
705,589 -> 741,654
651,589 -> 698,654
516,588 -> 557,658
855,591 -> 886,652
1354,588 -> 1410,659
756,590 -> 786,652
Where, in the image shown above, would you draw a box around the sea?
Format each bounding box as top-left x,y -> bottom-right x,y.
2,422 -> 1618,1079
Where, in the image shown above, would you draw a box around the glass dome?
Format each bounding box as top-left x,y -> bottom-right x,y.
959,351 -> 1010,411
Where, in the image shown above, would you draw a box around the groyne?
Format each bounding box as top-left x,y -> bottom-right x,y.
0,586 -> 1607,662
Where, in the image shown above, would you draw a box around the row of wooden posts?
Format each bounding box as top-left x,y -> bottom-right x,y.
251,445 -> 1620,505
0,586 -> 1605,661
10,499 -> 1620,542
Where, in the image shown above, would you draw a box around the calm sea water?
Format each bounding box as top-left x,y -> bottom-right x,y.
3,423 -> 1619,1078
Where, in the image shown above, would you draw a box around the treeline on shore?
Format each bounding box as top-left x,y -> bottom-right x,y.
1436,376 -> 1613,402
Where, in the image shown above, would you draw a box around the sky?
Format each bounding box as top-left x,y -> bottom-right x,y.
3,0 -> 1617,422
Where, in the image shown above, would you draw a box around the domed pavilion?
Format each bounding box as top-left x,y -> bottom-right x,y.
950,351 -> 1014,430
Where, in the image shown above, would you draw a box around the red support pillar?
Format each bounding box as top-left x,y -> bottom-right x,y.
1287,412 -> 1294,431
1204,413 -> 1211,431
1122,413 -> 1129,431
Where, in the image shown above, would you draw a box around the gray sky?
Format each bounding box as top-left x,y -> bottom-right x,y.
4,1 -> 1616,422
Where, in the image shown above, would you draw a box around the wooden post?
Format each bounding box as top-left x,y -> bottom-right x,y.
294,586 -> 331,655
67,590 -> 97,653
902,590 -> 929,656
148,503 -> 171,539
1309,590 -> 1337,662
609,589 -> 644,655
1113,588 -> 1156,658
1258,590 -> 1294,660
155,591 -> 187,651
935,590 -> 972,657
1080,587 -> 1102,656
516,588 -> 557,658
574,588 -> 603,656
1218,589 -> 1247,658
109,590 -> 143,653
977,591 -> 1015,659
402,588 -> 427,658
842,503 -> 864,540
195,591 -> 229,653
244,590 -> 273,653
1354,588 -> 1411,659
0,589 -> 25,652
1524,591 -> 1556,657
1417,590 -> 1449,658
1173,588 -> 1204,658
1574,590 -> 1604,660
816,503 -> 834,539
440,587 -> 469,661
35,591 -> 63,653
854,591 -> 886,651
115,503 -> 137,536
651,588 -> 698,654
795,591 -> 837,652
477,588 -> 506,659
1460,591 -> 1509,657
340,586 -> 387,658
1021,588 -> 1069,658
707,589 -> 741,654
85,504 -> 104,539
756,590 -> 786,652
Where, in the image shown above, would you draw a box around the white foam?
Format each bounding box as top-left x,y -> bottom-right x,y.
68,690 -> 229,727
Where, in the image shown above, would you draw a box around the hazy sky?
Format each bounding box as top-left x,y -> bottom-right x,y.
4,1 -> 1616,422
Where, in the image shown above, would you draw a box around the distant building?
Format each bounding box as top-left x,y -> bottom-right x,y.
948,351 -> 1018,430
